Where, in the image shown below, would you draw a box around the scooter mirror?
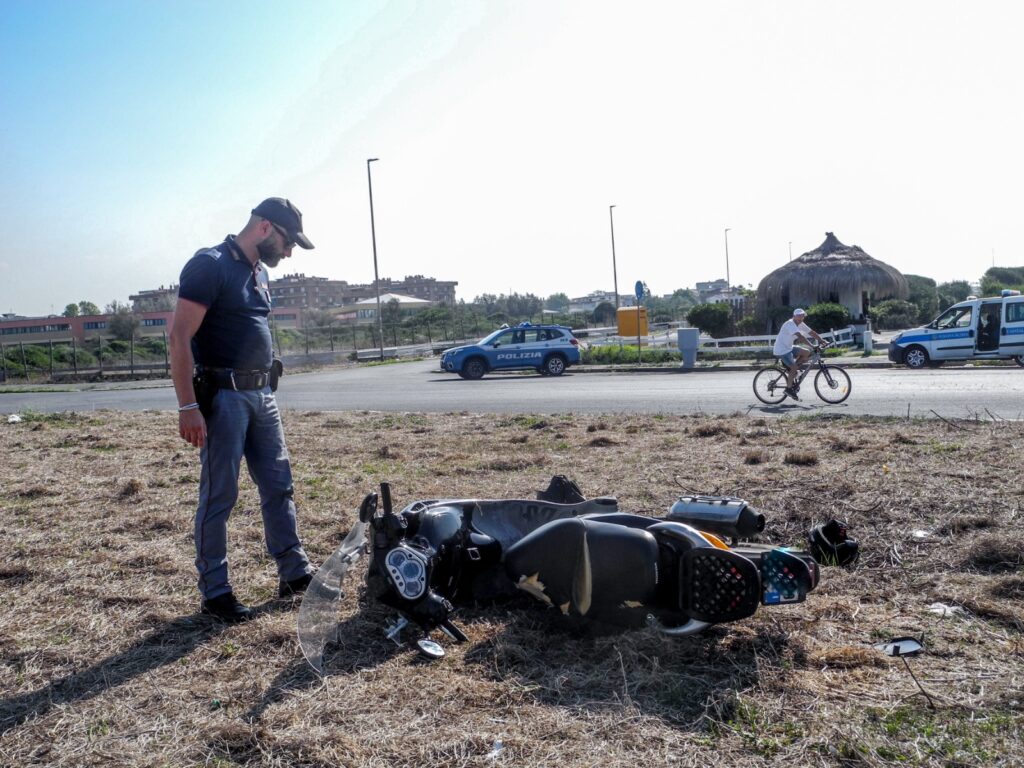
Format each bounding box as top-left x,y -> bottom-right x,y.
417,638 -> 445,660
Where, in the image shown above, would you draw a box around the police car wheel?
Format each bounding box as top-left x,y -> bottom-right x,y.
903,346 -> 929,369
544,354 -> 567,376
1015,355 -> 1024,368
463,358 -> 486,380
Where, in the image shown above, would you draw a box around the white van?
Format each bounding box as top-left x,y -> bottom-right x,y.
888,290 -> 1024,368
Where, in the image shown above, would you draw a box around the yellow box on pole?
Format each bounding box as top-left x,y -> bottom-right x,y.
617,306 -> 648,337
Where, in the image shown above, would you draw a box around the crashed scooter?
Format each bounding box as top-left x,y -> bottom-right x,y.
298,476 -> 858,671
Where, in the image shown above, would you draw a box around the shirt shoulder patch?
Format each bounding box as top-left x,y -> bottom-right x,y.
193,246 -> 223,261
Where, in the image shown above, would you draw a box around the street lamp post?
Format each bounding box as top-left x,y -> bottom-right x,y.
789,241 -> 793,261
366,158 -> 385,361
609,205 -> 620,310
724,228 -> 731,290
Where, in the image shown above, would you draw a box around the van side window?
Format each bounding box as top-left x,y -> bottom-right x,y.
1007,303 -> 1024,324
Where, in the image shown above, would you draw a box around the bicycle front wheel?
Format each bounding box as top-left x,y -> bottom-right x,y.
814,365 -> 851,404
753,367 -> 788,404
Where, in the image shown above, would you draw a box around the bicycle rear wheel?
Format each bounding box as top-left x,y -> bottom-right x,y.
753,367 -> 788,404
814,365 -> 851,404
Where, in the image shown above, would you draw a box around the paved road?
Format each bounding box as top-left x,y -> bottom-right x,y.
3,359 -> 1023,418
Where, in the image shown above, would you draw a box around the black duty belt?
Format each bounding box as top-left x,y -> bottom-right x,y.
198,367 -> 271,390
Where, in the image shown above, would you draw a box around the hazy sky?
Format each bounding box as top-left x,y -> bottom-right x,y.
3,1 -> 1022,316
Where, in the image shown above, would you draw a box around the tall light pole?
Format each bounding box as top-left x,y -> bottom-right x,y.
609,205 -> 620,309
788,241 -> 793,261
724,228 -> 731,289
366,158 -> 384,361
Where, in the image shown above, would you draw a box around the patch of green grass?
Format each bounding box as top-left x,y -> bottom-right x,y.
360,356 -> 426,367
723,699 -> 807,757
927,441 -> 961,454
11,410 -> 101,427
87,719 -> 111,738
866,706 -> 1017,763
0,386 -> 77,394
219,642 -> 241,659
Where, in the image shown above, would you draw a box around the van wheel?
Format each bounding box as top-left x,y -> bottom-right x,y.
1015,355 -> 1024,368
904,346 -> 929,369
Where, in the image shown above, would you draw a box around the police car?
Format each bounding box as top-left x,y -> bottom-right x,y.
440,322 -> 583,379
888,290 -> 1024,368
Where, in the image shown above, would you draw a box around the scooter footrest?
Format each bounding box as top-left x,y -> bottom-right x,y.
760,548 -> 812,605
679,548 -> 761,623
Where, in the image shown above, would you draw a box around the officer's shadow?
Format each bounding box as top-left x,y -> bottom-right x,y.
0,599 -> 290,736
243,606 -> 398,722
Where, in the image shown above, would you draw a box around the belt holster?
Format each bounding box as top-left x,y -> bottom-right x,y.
270,358 -> 283,392
193,373 -> 219,419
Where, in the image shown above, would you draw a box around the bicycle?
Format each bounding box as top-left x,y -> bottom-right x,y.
753,344 -> 851,405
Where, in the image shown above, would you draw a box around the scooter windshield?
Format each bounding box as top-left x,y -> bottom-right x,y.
297,520 -> 368,674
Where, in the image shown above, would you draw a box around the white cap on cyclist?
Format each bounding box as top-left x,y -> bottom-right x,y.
793,308 -> 807,316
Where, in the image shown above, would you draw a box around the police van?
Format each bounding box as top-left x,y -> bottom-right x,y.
888,290 -> 1024,368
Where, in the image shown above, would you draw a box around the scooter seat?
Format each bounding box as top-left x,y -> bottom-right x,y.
504,518 -> 659,620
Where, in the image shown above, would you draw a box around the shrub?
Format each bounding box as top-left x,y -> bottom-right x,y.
784,451 -> 819,466
686,303 -> 732,337
805,302 -> 850,333
734,314 -> 764,335
872,299 -> 918,330
582,345 -> 678,365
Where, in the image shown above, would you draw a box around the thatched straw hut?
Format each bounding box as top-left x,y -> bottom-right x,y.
757,232 -> 907,328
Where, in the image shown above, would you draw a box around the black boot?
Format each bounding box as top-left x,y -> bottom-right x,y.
201,592 -> 253,623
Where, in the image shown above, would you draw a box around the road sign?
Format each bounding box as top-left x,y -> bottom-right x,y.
635,280 -> 644,300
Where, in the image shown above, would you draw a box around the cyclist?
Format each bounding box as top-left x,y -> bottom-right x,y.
773,308 -> 827,400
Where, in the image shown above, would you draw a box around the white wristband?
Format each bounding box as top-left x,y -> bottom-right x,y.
178,402 -> 200,412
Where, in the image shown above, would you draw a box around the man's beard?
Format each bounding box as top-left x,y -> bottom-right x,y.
257,237 -> 284,268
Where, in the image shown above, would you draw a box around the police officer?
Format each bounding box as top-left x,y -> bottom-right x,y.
169,198 -> 315,622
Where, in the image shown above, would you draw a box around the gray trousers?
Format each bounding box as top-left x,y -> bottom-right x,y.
194,387 -> 310,600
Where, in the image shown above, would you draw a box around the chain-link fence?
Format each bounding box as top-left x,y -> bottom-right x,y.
0,313 -> 607,382
0,334 -> 171,382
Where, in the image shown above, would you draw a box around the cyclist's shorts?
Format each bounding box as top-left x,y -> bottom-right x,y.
778,346 -> 809,367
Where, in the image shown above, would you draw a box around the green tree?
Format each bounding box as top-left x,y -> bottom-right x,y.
904,274 -> 938,324
936,280 -> 972,310
980,266 -> 1024,297
592,301 -> 616,324
381,298 -> 403,327
63,303 -> 80,317
107,306 -> 141,340
505,292 -> 543,320
871,299 -> 918,330
78,300 -> 100,316
545,292 -> 570,312
686,303 -> 732,337
304,308 -> 338,328
473,294 -> 500,316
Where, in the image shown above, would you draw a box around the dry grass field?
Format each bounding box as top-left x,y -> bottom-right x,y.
1,409 -> 1022,767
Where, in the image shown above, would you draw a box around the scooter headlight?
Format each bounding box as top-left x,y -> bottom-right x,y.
384,546 -> 428,600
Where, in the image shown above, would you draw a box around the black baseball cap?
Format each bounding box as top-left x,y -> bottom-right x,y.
251,197 -> 314,249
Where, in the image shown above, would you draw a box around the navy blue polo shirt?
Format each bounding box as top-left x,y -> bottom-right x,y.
178,237 -> 274,371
